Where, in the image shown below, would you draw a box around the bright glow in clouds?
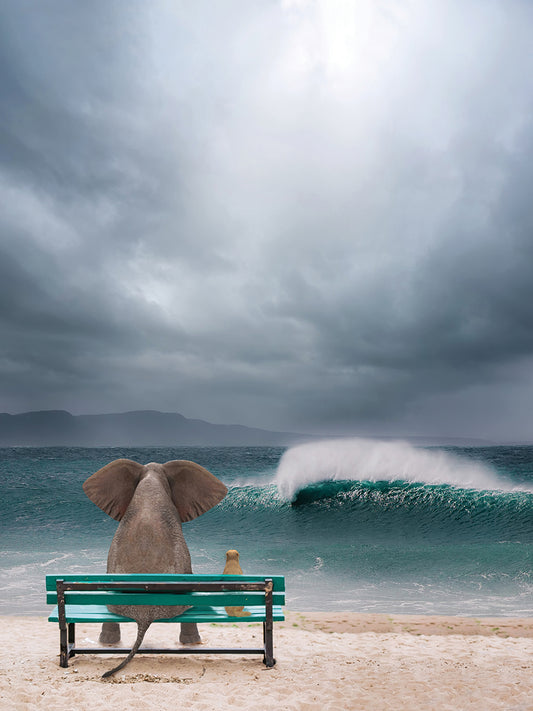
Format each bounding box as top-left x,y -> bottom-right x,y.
283,0 -> 407,86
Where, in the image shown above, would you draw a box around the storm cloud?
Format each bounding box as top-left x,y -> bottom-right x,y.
1,0 -> 533,441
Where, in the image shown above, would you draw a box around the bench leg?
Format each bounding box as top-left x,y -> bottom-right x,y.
60,625 -> 68,668
69,623 -> 76,657
263,621 -> 275,667
59,623 -> 75,667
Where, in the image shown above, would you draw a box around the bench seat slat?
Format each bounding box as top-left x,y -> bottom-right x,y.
48,604 -> 285,624
47,591 -> 284,607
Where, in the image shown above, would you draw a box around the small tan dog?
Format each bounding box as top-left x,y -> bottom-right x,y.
223,549 -> 251,617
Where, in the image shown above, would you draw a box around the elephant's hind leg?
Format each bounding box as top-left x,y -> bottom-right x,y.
99,622 -> 121,645
179,622 -> 201,645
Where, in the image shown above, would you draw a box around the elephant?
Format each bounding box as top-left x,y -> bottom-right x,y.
82,458 -> 227,678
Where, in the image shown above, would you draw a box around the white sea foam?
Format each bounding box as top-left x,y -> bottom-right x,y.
39,553 -> 72,568
275,438 -> 512,500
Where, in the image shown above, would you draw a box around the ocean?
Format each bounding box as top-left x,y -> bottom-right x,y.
1,439 -> 532,617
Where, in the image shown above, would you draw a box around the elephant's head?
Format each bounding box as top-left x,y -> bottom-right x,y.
82,458 -> 228,522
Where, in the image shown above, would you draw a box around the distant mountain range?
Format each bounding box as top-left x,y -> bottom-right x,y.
0,410 -> 307,446
0,409 -> 499,447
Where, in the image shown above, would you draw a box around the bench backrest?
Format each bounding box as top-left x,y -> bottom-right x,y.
46,574 -> 285,608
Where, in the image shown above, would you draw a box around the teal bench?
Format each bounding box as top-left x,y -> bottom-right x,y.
46,574 -> 285,669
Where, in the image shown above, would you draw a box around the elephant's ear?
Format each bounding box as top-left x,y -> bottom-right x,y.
82,459 -> 144,521
164,460 -> 228,522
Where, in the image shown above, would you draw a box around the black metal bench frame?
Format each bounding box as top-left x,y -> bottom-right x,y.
54,578 -> 278,669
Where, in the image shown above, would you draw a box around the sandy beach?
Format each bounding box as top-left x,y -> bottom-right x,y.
1,612 -> 531,710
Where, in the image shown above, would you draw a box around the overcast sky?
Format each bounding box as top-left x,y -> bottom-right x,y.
1,0 -> 533,441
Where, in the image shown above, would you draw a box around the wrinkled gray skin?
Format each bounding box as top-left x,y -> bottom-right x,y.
83,459 -> 227,678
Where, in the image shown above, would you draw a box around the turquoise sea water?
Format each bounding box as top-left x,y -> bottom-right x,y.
1,440 -> 532,616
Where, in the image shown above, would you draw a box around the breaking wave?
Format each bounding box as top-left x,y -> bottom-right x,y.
275,438 -> 515,501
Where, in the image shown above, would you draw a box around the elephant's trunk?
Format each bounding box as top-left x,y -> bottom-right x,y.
102,619 -> 152,678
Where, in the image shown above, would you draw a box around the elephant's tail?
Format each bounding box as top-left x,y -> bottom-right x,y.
102,619 -> 151,678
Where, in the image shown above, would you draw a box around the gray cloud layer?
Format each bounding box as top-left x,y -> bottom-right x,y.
1,0 -> 533,440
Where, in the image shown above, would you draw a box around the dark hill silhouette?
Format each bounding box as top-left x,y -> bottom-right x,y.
0,410 -> 496,447
0,409 -> 306,446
